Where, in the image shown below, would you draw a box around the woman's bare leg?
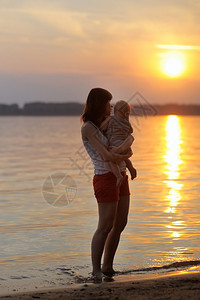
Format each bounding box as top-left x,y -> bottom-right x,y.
91,201 -> 118,276
101,195 -> 130,275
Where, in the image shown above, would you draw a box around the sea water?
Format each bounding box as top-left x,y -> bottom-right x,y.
0,115 -> 200,294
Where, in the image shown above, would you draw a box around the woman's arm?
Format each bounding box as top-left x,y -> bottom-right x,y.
109,135 -> 134,154
82,122 -> 131,163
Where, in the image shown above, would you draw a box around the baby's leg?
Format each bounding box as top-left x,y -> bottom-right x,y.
125,159 -> 137,180
109,162 -> 123,187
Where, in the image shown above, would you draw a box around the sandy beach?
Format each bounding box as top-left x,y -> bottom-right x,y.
0,271 -> 199,300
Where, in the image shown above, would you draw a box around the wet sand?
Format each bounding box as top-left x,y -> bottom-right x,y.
0,271 -> 200,300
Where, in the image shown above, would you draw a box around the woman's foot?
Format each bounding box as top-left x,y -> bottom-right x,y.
103,276 -> 114,282
101,267 -> 116,277
91,271 -> 103,283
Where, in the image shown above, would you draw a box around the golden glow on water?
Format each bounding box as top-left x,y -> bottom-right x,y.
164,116 -> 182,180
164,116 -> 184,240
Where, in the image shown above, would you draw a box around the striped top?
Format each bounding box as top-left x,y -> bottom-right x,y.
105,116 -> 133,147
82,121 -> 126,175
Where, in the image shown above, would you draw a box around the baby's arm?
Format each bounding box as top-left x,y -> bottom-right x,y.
100,116 -> 112,132
125,159 -> 137,180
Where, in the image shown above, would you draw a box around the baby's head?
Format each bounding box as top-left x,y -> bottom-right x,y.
114,100 -> 131,119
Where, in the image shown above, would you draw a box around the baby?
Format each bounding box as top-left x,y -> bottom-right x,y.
101,100 -> 137,186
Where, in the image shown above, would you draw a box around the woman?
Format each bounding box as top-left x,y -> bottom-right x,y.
81,88 -> 135,282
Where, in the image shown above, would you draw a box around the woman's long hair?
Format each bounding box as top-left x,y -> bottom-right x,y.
81,88 -> 112,127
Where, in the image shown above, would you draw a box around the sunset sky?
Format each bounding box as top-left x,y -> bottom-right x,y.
0,0 -> 200,105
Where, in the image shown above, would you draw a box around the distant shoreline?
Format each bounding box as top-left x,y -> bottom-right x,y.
1,102 -> 200,116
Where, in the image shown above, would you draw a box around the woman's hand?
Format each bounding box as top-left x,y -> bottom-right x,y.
108,146 -> 118,153
110,151 -> 132,163
109,136 -> 134,154
108,146 -> 133,163
109,146 -> 133,156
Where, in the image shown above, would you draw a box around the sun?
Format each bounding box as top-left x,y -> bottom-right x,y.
160,52 -> 186,78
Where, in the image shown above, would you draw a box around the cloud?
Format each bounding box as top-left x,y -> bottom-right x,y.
0,0 -> 200,103
1,0 -> 199,44
0,7 -> 87,40
157,45 -> 200,51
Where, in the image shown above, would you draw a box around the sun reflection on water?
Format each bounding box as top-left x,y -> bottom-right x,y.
164,116 -> 184,240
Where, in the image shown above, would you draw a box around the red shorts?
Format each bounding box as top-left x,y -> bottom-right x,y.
93,171 -> 130,203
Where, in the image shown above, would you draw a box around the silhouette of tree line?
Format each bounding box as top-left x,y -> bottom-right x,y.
0,102 -> 84,115
1,102 -> 200,116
